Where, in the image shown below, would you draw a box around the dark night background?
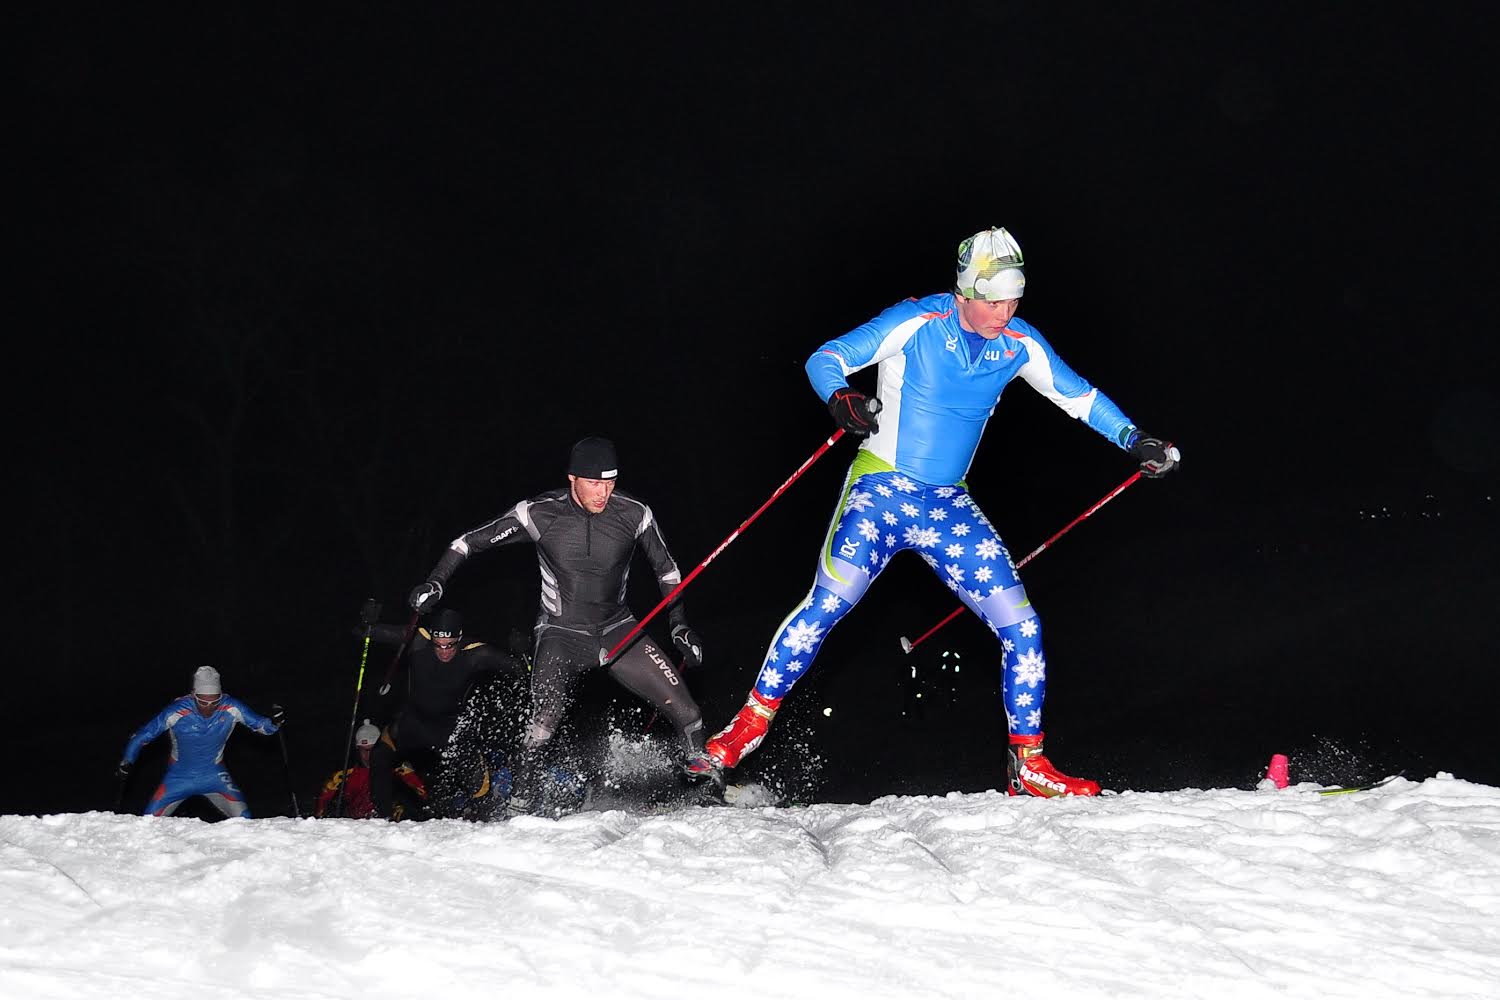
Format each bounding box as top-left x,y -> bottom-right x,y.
10,4 -> 1498,817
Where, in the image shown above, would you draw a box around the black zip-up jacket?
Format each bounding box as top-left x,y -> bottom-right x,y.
366,626 -> 526,750
423,487 -> 687,634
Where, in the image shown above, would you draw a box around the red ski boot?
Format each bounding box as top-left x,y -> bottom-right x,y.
1007,733 -> 1100,797
704,691 -> 783,769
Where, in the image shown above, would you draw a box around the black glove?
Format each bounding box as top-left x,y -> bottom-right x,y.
1129,431 -> 1181,478
828,388 -> 881,436
116,760 -> 132,780
408,579 -> 443,613
671,624 -> 704,669
270,704 -> 287,728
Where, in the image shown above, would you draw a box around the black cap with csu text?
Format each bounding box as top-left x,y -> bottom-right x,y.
429,608 -> 463,639
568,437 -> 619,480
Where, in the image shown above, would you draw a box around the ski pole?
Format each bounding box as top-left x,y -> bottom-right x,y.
274,705 -> 301,818
599,412 -> 876,666
377,610 -> 421,694
341,609 -> 418,816
336,598 -> 397,817
899,470 -> 1142,654
335,603 -> 376,817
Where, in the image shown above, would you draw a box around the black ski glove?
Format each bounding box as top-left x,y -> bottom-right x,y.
270,704 -> 287,728
671,624 -> 705,668
116,760 -> 132,780
408,580 -> 444,613
1128,431 -> 1181,478
828,388 -> 881,436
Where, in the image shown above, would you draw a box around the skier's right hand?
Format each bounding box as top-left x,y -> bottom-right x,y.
116,760 -> 131,780
828,388 -> 881,436
408,580 -> 443,613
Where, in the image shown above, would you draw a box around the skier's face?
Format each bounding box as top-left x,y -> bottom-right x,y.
193,694 -> 221,717
569,475 -> 616,514
432,636 -> 461,663
955,294 -> 1020,339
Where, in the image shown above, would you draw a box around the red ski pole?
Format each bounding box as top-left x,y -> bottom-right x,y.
600,411 -> 877,666
898,470 -> 1142,654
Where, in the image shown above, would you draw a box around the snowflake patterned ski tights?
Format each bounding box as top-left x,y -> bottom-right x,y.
752,468 -> 1047,735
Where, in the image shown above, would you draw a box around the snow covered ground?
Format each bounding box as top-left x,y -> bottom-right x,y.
3,775 -> 1498,1000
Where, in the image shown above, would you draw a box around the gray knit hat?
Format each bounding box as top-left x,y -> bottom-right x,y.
192,665 -> 222,696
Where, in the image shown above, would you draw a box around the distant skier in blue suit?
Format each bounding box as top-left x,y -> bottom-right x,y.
118,665 -> 283,818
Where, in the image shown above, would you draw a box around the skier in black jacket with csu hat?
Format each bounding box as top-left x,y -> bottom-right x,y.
365,607 -> 526,818
408,437 -> 715,800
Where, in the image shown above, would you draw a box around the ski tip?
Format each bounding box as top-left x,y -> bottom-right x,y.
899,636 -> 913,654
1314,772 -> 1406,796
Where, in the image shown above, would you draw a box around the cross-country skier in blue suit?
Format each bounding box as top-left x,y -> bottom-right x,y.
118,665 -> 283,817
705,227 -> 1180,797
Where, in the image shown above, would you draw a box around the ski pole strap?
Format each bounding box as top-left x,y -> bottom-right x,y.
601,428 -> 849,665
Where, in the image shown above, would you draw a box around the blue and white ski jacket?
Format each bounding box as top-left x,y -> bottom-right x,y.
806,292 -> 1136,486
122,695 -> 278,778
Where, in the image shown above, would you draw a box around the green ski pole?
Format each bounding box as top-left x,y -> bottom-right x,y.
335,598 -> 381,818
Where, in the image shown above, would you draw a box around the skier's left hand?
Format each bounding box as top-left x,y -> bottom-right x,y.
1129,431 -> 1181,477
672,624 -> 705,668
270,704 -> 287,729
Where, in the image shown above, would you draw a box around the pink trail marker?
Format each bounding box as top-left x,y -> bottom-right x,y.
1266,753 -> 1290,789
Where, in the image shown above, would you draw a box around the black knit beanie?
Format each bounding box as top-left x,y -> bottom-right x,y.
568,437 -> 619,480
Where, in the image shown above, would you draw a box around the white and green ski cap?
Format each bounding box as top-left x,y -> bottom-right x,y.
956,226 -> 1025,300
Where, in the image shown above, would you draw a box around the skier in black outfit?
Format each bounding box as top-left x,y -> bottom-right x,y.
365,607 -> 527,818
407,437 -> 715,799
